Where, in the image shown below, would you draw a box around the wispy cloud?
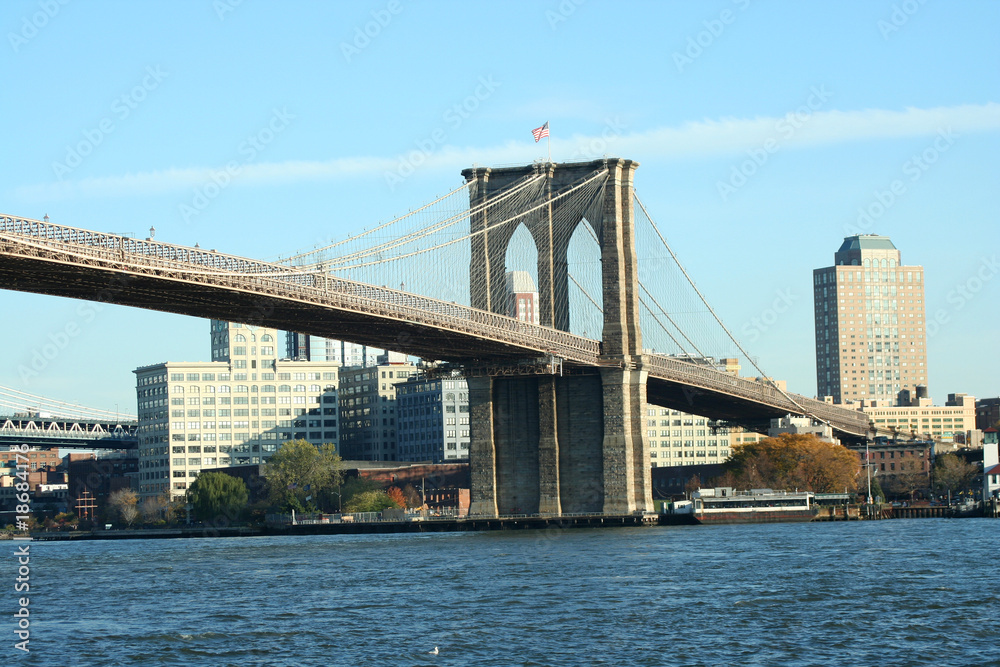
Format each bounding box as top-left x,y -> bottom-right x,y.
12,103 -> 999,202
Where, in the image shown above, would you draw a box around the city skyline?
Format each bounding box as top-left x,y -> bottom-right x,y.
2,2 -> 997,412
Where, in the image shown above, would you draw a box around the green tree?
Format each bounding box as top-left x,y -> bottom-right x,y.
338,476 -> 381,511
933,453 -> 978,498
869,475 -> 886,503
187,472 -> 249,522
343,489 -> 398,513
263,440 -> 344,512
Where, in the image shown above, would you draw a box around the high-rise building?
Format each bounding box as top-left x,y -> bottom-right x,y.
136,320 -> 340,501
505,271 -> 539,324
813,234 -> 927,405
285,332 -> 382,367
338,359 -> 418,461
396,373 -> 470,463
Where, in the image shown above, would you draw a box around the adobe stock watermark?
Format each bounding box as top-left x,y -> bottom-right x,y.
16,279 -> 131,384
213,0 -> 244,21
51,66 -> 168,179
927,256 -> 998,337
546,0 -> 586,30
567,117 -> 627,161
717,85 -> 832,202
8,0 -> 70,53
846,127 -> 957,235
340,0 -> 403,63
673,0 -> 751,73
383,76 -> 500,191
878,0 -> 928,40
12,443 -> 32,653
178,107 -> 294,223
741,288 -> 796,343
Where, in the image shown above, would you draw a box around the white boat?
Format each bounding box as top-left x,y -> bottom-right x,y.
674,487 -> 817,525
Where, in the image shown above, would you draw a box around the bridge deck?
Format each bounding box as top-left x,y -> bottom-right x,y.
0,214 -> 871,439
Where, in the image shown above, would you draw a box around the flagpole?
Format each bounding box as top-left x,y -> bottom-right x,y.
547,128 -> 551,164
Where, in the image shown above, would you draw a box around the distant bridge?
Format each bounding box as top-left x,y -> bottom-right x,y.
0,416 -> 138,449
0,385 -> 138,449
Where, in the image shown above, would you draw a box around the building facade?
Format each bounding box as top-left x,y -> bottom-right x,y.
646,407 -> 733,466
338,360 -> 418,461
768,416 -> 840,445
861,392 -> 977,444
976,398 -> 1000,431
396,374 -> 470,463
136,320 -> 339,500
813,234 -> 927,405
285,332 -> 383,367
505,270 -> 540,324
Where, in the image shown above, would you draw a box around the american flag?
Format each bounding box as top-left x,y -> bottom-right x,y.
531,122 -> 549,142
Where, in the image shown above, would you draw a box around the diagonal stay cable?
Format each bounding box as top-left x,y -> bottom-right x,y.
638,284 -> 699,356
634,193 -> 825,424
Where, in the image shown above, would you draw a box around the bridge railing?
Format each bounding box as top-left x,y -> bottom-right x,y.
0,215 -> 299,276
644,355 -> 870,434
1,214 -> 603,364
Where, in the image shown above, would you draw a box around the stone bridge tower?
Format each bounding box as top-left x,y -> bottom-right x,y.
460,159 -> 652,516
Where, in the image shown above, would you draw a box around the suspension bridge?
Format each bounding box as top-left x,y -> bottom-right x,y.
0,384 -> 138,449
0,158 -> 870,515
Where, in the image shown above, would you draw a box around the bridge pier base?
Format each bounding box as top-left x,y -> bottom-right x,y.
467,369 -> 651,518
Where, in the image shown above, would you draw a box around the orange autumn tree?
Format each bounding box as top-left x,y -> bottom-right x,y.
723,433 -> 860,493
386,486 -> 407,508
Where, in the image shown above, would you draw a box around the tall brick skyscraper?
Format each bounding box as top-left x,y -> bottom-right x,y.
813,235 -> 927,405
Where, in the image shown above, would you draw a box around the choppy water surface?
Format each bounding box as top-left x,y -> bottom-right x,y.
11,519 -> 1000,666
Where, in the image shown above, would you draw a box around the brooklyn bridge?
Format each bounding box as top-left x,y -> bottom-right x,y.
0,158 -> 871,517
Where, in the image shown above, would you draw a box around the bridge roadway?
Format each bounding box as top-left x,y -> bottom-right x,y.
0,214 -> 871,440
0,416 -> 138,449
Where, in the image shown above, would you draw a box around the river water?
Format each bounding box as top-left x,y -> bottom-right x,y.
9,519 -> 999,666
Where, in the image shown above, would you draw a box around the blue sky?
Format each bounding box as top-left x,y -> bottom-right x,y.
1,0 -> 998,415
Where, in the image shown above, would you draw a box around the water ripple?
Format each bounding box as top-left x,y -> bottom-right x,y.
18,519 -> 1000,666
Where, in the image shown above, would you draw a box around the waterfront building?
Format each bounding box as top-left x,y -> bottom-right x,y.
0,446 -> 62,473
645,359 -> 783,466
67,450 -> 138,515
338,357 -> 418,461
645,406 -> 733,467
976,397 -> 1000,431
813,234 -> 927,405
860,392 -> 977,444
396,373 -> 470,463
135,320 -> 340,501
768,415 -> 840,445
983,430 -> 999,501
849,439 -> 934,496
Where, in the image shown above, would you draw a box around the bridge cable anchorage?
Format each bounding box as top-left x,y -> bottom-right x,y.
633,193 -> 826,426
